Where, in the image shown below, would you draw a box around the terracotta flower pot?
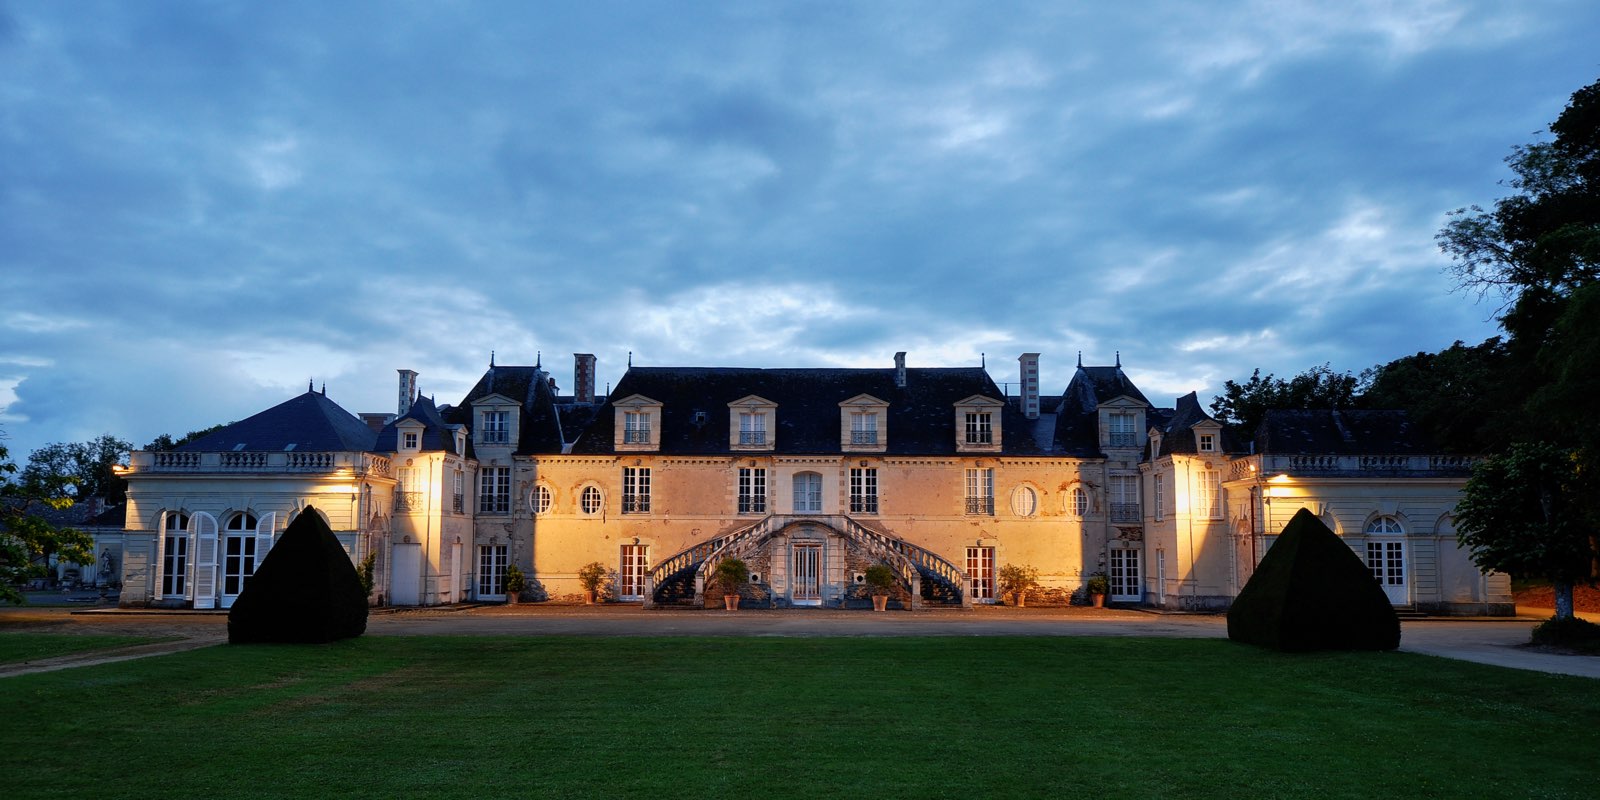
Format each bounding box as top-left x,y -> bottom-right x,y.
1015,593 -> 1027,608
584,590 -> 597,605
724,594 -> 741,611
872,594 -> 888,612
1092,593 -> 1105,608
507,593 -> 519,606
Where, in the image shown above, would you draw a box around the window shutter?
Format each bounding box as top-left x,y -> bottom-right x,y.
255,511 -> 277,563
190,513 -> 219,608
154,514 -> 169,600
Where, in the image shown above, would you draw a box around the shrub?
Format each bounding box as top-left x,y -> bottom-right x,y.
998,563 -> 1040,602
227,507 -> 367,644
711,557 -> 749,595
1085,572 -> 1110,596
1227,508 -> 1400,652
1530,615 -> 1600,654
864,564 -> 898,594
357,552 -> 376,600
505,564 -> 526,595
577,561 -> 609,594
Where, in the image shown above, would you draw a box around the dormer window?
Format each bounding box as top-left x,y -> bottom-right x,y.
1109,413 -> 1136,447
839,394 -> 889,453
728,395 -> 777,451
1198,433 -> 1216,452
402,432 -> 419,450
613,395 -> 663,452
851,412 -> 878,445
953,395 -> 1004,453
481,411 -> 508,444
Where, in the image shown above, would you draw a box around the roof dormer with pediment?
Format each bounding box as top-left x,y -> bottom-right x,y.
613,394 -> 663,451
954,394 -> 1005,453
839,393 -> 889,453
728,394 -> 777,451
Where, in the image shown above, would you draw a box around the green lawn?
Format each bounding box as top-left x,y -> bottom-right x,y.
1,636 -> 1595,799
0,633 -> 176,665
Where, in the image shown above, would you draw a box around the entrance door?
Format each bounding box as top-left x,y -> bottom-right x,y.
1367,540 -> 1407,605
391,543 -> 422,606
620,544 -> 648,601
220,535 -> 257,609
476,544 -> 506,600
793,543 -> 821,605
1109,548 -> 1141,602
966,547 -> 994,603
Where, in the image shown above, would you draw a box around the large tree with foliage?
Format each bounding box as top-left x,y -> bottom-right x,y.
144,424 -> 226,452
1455,443 -> 1597,620
0,440 -> 96,604
1360,337 -> 1520,453
21,434 -> 133,506
1209,364 -> 1362,434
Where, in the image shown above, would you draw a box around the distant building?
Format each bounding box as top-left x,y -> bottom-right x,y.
114,353 -> 1512,615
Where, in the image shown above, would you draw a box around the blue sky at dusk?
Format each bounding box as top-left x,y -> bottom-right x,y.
2,1 -> 1598,459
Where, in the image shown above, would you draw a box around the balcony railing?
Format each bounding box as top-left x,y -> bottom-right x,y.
965,496 -> 995,515
452,494 -> 464,514
850,495 -> 879,514
739,431 -> 766,445
623,428 -> 651,444
622,496 -> 650,514
1110,502 -> 1141,523
851,429 -> 878,445
141,450 -> 371,474
480,430 -> 509,444
1108,432 -> 1136,447
965,432 -> 993,445
738,497 -> 767,514
394,491 -> 424,512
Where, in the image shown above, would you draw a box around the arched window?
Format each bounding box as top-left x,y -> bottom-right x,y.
581,486 -> 603,515
161,512 -> 189,597
1069,487 -> 1088,517
1366,516 -> 1404,535
222,513 -> 260,599
793,471 -> 822,513
533,485 -> 553,515
1011,486 -> 1038,517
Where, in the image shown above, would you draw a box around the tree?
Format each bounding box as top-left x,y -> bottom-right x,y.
1361,337 -> 1520,452
21,435 -> 133,506
1454,443 -> 1598,621
1209,364 -> 1362,434
0,441 -> 96,604
144,424 -> 226,452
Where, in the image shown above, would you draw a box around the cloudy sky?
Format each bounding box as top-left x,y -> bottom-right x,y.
2,1 -> 1598,460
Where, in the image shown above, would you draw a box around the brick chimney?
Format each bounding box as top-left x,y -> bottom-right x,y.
894,352 -> 907,388
574,353 -> 597,403
397,369 -> 418,416
1019,353 -> 1040,420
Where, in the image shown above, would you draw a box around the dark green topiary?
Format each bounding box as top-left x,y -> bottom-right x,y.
228,506 -> 368,644
1228,508 -> 1400,651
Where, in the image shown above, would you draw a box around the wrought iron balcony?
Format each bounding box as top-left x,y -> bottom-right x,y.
394,491 -> 424,512
623,428 -> 651,444
850,496 -> 879,514
452,494 -> 464,514
851,429 -> 878,445
1109,432 -> 1137,447
739,430 -> 766,445
1110,502 -> 1141,523
965,496 -> 995,515
622,496 -> 650,514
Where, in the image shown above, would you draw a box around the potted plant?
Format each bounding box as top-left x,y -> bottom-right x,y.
711,557 -> 749,611
577,561 -> 609,604
1086,572 -> 1110,608
998,563 -> 1040,608
504,564 -> 526,605
864,564 -> 898,612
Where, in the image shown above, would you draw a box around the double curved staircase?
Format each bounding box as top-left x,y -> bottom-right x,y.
643,514 -> 968,609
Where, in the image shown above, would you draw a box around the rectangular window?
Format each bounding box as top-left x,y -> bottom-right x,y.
965,412 -> 993,444
162,535 -> 188,596
402,431 -> 419,449
482,411 -> 509,444
478,467 -> 510,514
1110,413 -> 1136,447
622,467 -> 651,514
1199,433 -> 1215,452
738,468 -> 767,514
965,468 -> 994,515
620,544 -> 648,600
477,545 -> 507,596
851,412 -> 878,445
453,470 -> 464,514
849,468 -> 878,514
1195,470 -> 1221,519
739,412 -> 766,445
1153,473 -> 1165,522
623,411 -> 650,444
966,546 -> 995,601
1110,475 -> 1139,522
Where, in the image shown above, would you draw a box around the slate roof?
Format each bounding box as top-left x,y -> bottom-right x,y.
566,366 -> 1052,456
1150,392 -> 1240,457
1254,409 -> 1435,455
1047,366 -> 1153,457
448,364 -> 567,454
180,390 -> 378,453
373,394 -> 463,455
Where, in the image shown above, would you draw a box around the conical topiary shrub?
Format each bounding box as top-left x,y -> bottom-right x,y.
228,506 -> 368,644
1228,507 -> 1400,651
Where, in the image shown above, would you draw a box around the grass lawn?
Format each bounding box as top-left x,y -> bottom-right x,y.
0,633 -> 177,665
2,636 -> 1596,799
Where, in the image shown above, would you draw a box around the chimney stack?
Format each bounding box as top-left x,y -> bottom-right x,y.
397,369 -> 418,416
1019,353 -> 1040,420
894,352 -> 907,388
574,353 -> 597,403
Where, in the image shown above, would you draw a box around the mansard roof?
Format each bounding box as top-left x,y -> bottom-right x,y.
1150,392 -> 1239,457
449,364 -> 568,454
373,395 -> 462,455
566,366 -> 1051,456
180,390 -> 377,453
1059,365 -> 1151,414
1255,409 -> 1435,455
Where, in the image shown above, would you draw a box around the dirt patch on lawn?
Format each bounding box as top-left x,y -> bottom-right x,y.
1513,583 -> 1600,613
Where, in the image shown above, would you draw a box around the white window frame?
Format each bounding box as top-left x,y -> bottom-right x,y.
966,546 -> 995,602
1194,470 -> 1221,519
849,468 -> 878,514
851,412 -> 879,445
739,411 -> 767,446
965,412 -> 993,445
581,485 -> 603,516
792,471 -> 823,514
1153,472 -> 1165,522
623,411 -> 650,445
532,484 -> 552,515
1010,485 -> 1038,517
1110,475 -> 1140,522
161,511 -> 189,597
477,544 -> 507,597
479,467 -> 511,514
965,468 -> 994,515
1110,413 -> 1136,447
222,512 -> 260,598
620,544 -> 648,600
1198,433 -> 1215,452
402,431 -> 419,450
738,468 -> 767,514
622,467 -> 651,514
1069,487 -> 1088,517
481,410 -> 509,444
